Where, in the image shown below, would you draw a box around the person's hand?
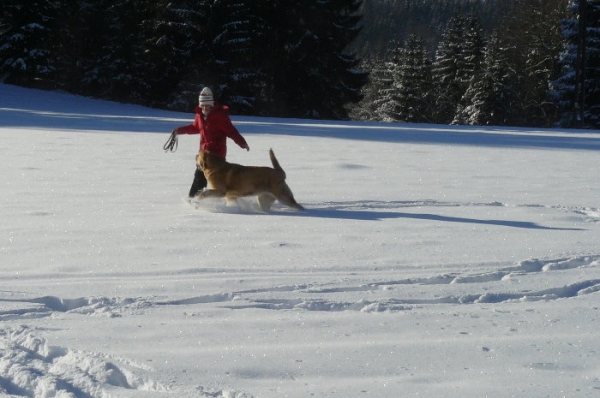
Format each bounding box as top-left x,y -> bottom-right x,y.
243,144 -> 250,151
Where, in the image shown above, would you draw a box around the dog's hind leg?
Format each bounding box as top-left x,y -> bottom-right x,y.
257,193 -> 276,212
276,184 -> 304,210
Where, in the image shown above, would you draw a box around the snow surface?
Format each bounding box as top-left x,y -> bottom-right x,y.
1,83 -> 600,398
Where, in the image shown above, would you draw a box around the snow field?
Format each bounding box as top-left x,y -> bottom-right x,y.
1,84 -> 600,397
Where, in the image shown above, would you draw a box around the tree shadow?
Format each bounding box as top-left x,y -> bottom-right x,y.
236,118 -> 600,151
2,83 -> 599,151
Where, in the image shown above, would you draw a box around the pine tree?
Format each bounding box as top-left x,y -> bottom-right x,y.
264,0 -> 367,119
458,32 -> 518,126
452,14 -> 485,124
77,0 -> 150,103
348,58 -> 386,121
208,0 -> 269,114
374,46 -> 405,122
552,0 -> 600,128
53,0 -> 87,93
385,35 -> 433,123
584,0 -> 600,127
432,14 -> 468,124
141,0 -> 209,109
0,0 -> 60,88
499,0 -> 567,127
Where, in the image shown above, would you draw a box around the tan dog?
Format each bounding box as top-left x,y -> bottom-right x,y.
195,149 -> 304,212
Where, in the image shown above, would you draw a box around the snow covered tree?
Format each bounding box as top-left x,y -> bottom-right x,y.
586,0 -> 600,127
0,0 -> 60,88
347,58 -> 386,121
452,14 -> 485,124
553,0 -> 600,128
52,1 -> 89,93
432,13 -> 484,124
140,0 -> 209,109
208,0 -> 270,114
263,0 -> 367,119
496,0 -> 567,127
76,0 -> 150,103
457,32 -> 518,126
376,35 -> 433,122
374,46 -> 405,122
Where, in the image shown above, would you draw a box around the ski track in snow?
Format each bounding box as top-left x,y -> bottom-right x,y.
2,253 -> 599,396
2,254 -> 599,396
2,254 -> 599,317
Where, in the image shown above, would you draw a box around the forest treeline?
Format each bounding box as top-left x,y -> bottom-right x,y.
1,0 -> 598,128
350,0 -> 599,129
0,0 -> 366,119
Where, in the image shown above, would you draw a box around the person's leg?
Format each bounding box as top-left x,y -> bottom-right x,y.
188,168 -> 207,198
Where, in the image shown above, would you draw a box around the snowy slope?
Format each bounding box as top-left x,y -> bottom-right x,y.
1,83 -> 600,397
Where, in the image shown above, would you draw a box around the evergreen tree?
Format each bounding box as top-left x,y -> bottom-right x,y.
458,32 -> 518,125
265,0 -> 367,119
208,0 -> 269,114
587,0 -> 600,127
451,14 -> 485,124
53,0 -> 88,93
500,0 -> 567,127
348,57 -> 386,121
77,0 -> 150,103
141,0 -> 209,109
77,0 -> 115,97
374,46 -> 404,122
381,35 -> 433,122
432,14 -> 468,124
0,0 -> 60,88
552,0 -> 600,128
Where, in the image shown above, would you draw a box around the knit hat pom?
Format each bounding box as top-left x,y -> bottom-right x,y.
199,87 -> 214,106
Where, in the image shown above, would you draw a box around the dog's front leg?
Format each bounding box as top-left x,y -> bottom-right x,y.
197,189 -> 226,199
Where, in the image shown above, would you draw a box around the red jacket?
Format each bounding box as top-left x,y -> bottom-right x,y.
177,104 -> 248,159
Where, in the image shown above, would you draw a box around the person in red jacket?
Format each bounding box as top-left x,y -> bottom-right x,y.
175,87 -> 250,198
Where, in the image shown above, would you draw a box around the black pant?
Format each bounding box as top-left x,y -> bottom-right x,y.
189,168 -> 207,197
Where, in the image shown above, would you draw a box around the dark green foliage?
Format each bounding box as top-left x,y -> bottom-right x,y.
352,0 -> 586,129
0,0 -> 366,119
456,32 -> 518,126
2,0 -> 597,128
257,0 -> 367,119
375,35 -> 433,122
552,0 -> 600,128
0,0 -> 60,88
432,14 -> 470,124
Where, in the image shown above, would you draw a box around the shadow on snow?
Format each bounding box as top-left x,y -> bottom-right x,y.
2,84 -> 599,151
277,203 -> 584,231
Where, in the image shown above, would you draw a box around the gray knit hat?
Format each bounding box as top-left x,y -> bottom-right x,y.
199,87 -> 214,106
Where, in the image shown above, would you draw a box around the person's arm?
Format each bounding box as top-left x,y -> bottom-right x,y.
175,111 -> 202,135
175,124 -> 198,135
219,113 -> 249,150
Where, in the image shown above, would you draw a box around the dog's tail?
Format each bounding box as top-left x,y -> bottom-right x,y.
269,149 -> 286,179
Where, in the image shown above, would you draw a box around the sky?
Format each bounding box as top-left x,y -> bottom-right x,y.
1,83 -> 600,398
